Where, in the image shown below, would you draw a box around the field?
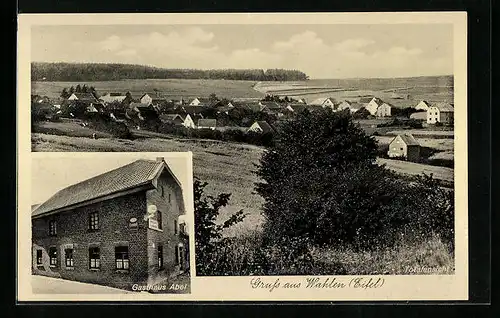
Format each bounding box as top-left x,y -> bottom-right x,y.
254,76 -> 453,108
32,79 -> 264,100
32,127 -> 454,235
32,119 -> 113,138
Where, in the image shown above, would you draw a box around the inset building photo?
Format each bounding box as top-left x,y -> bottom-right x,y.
30,153 -> 193,293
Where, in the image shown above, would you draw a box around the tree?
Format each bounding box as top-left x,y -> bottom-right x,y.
60,88 -> 69,99
209,93 -> 218,102
194,178 -> 246,275
254,109 -> 454,249
75,84 -> 82,93
69,86 -> 75,94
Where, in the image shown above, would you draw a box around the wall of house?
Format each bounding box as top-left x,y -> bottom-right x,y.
365,101 -> 379,115
440,111 -> 454,124
387,136 -> 407,158
145,169 -> 188,285
427,107 -> 440,124
376,105 -> 391,117
407,145 -> 421,163
31,192 -> 150,290
141,95 -> 153,105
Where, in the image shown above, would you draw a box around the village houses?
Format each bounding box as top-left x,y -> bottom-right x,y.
67,92 -> 99,103
247,121 -> 274,134
415,100 -> 431,111
338,100 -> 362,113
99,93 -> 128,105
189,97 -> 211,106
360,97 -> 385,116
31,158 -> 189,291
309,97 -> 337,110
197,119 -> 217,130
376,102 -> 392,117
427,102 -> 454,124
181,114 -> 197,129
387,134 -> 421,162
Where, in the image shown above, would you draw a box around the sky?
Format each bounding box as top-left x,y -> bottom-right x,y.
31,24 -> 454,79
31,153 -> 192,208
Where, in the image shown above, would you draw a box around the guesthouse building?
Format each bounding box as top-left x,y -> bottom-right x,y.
31,158 -> 189,291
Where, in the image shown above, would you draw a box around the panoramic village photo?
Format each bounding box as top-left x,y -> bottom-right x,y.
30,23 -> 455,277
30,153 -> 192,293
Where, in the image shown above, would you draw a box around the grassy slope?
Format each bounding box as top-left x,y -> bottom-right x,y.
32,79 -> 264,100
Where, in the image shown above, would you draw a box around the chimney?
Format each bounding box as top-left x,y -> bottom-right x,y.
156,157 -> 164,162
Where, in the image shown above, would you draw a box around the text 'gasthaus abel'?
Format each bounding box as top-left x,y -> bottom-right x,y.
249,277 -> 385,292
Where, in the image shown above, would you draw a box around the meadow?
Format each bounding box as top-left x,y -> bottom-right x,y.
32,78 -> 264,100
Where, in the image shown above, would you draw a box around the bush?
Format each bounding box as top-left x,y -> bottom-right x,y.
85,113 -> 132,139
194,178 -> 247,276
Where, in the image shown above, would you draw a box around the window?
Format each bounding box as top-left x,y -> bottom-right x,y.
89,247 -> 100,269
158,245 -> 163,269
48,220 -> 57,236
65,249 -> 74,268
174,220 -> 178,235
179,223 -> 186,235
49,247 -> 57,266
175,244 -> 185,267
177,245 -> 185,269
168,193 -> 171,203
156,211 -> 162,230
159,186 -> 164,196
89,212 -> 99,231
115,246 -> 129,270
175,246 -> 179,265
36,250 -> 42,265
400,147 -> 404,151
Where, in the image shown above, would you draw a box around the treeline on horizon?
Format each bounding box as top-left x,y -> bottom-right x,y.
31,62 -> 310,82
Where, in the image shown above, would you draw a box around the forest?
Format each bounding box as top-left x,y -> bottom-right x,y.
31,62 -> 310,82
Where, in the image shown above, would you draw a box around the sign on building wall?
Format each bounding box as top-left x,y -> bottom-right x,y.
148,218 -> 159,230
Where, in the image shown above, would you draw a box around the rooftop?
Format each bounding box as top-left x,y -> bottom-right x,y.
32,159 -> 174,217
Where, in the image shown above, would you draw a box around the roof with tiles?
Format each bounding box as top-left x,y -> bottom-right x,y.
32,159 -> 170,217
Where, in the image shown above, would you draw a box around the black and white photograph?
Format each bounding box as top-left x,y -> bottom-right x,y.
30,153 -> 193,294
18,12 -> 468,301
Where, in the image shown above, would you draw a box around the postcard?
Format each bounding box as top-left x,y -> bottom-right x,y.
18,12 -> 468,301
